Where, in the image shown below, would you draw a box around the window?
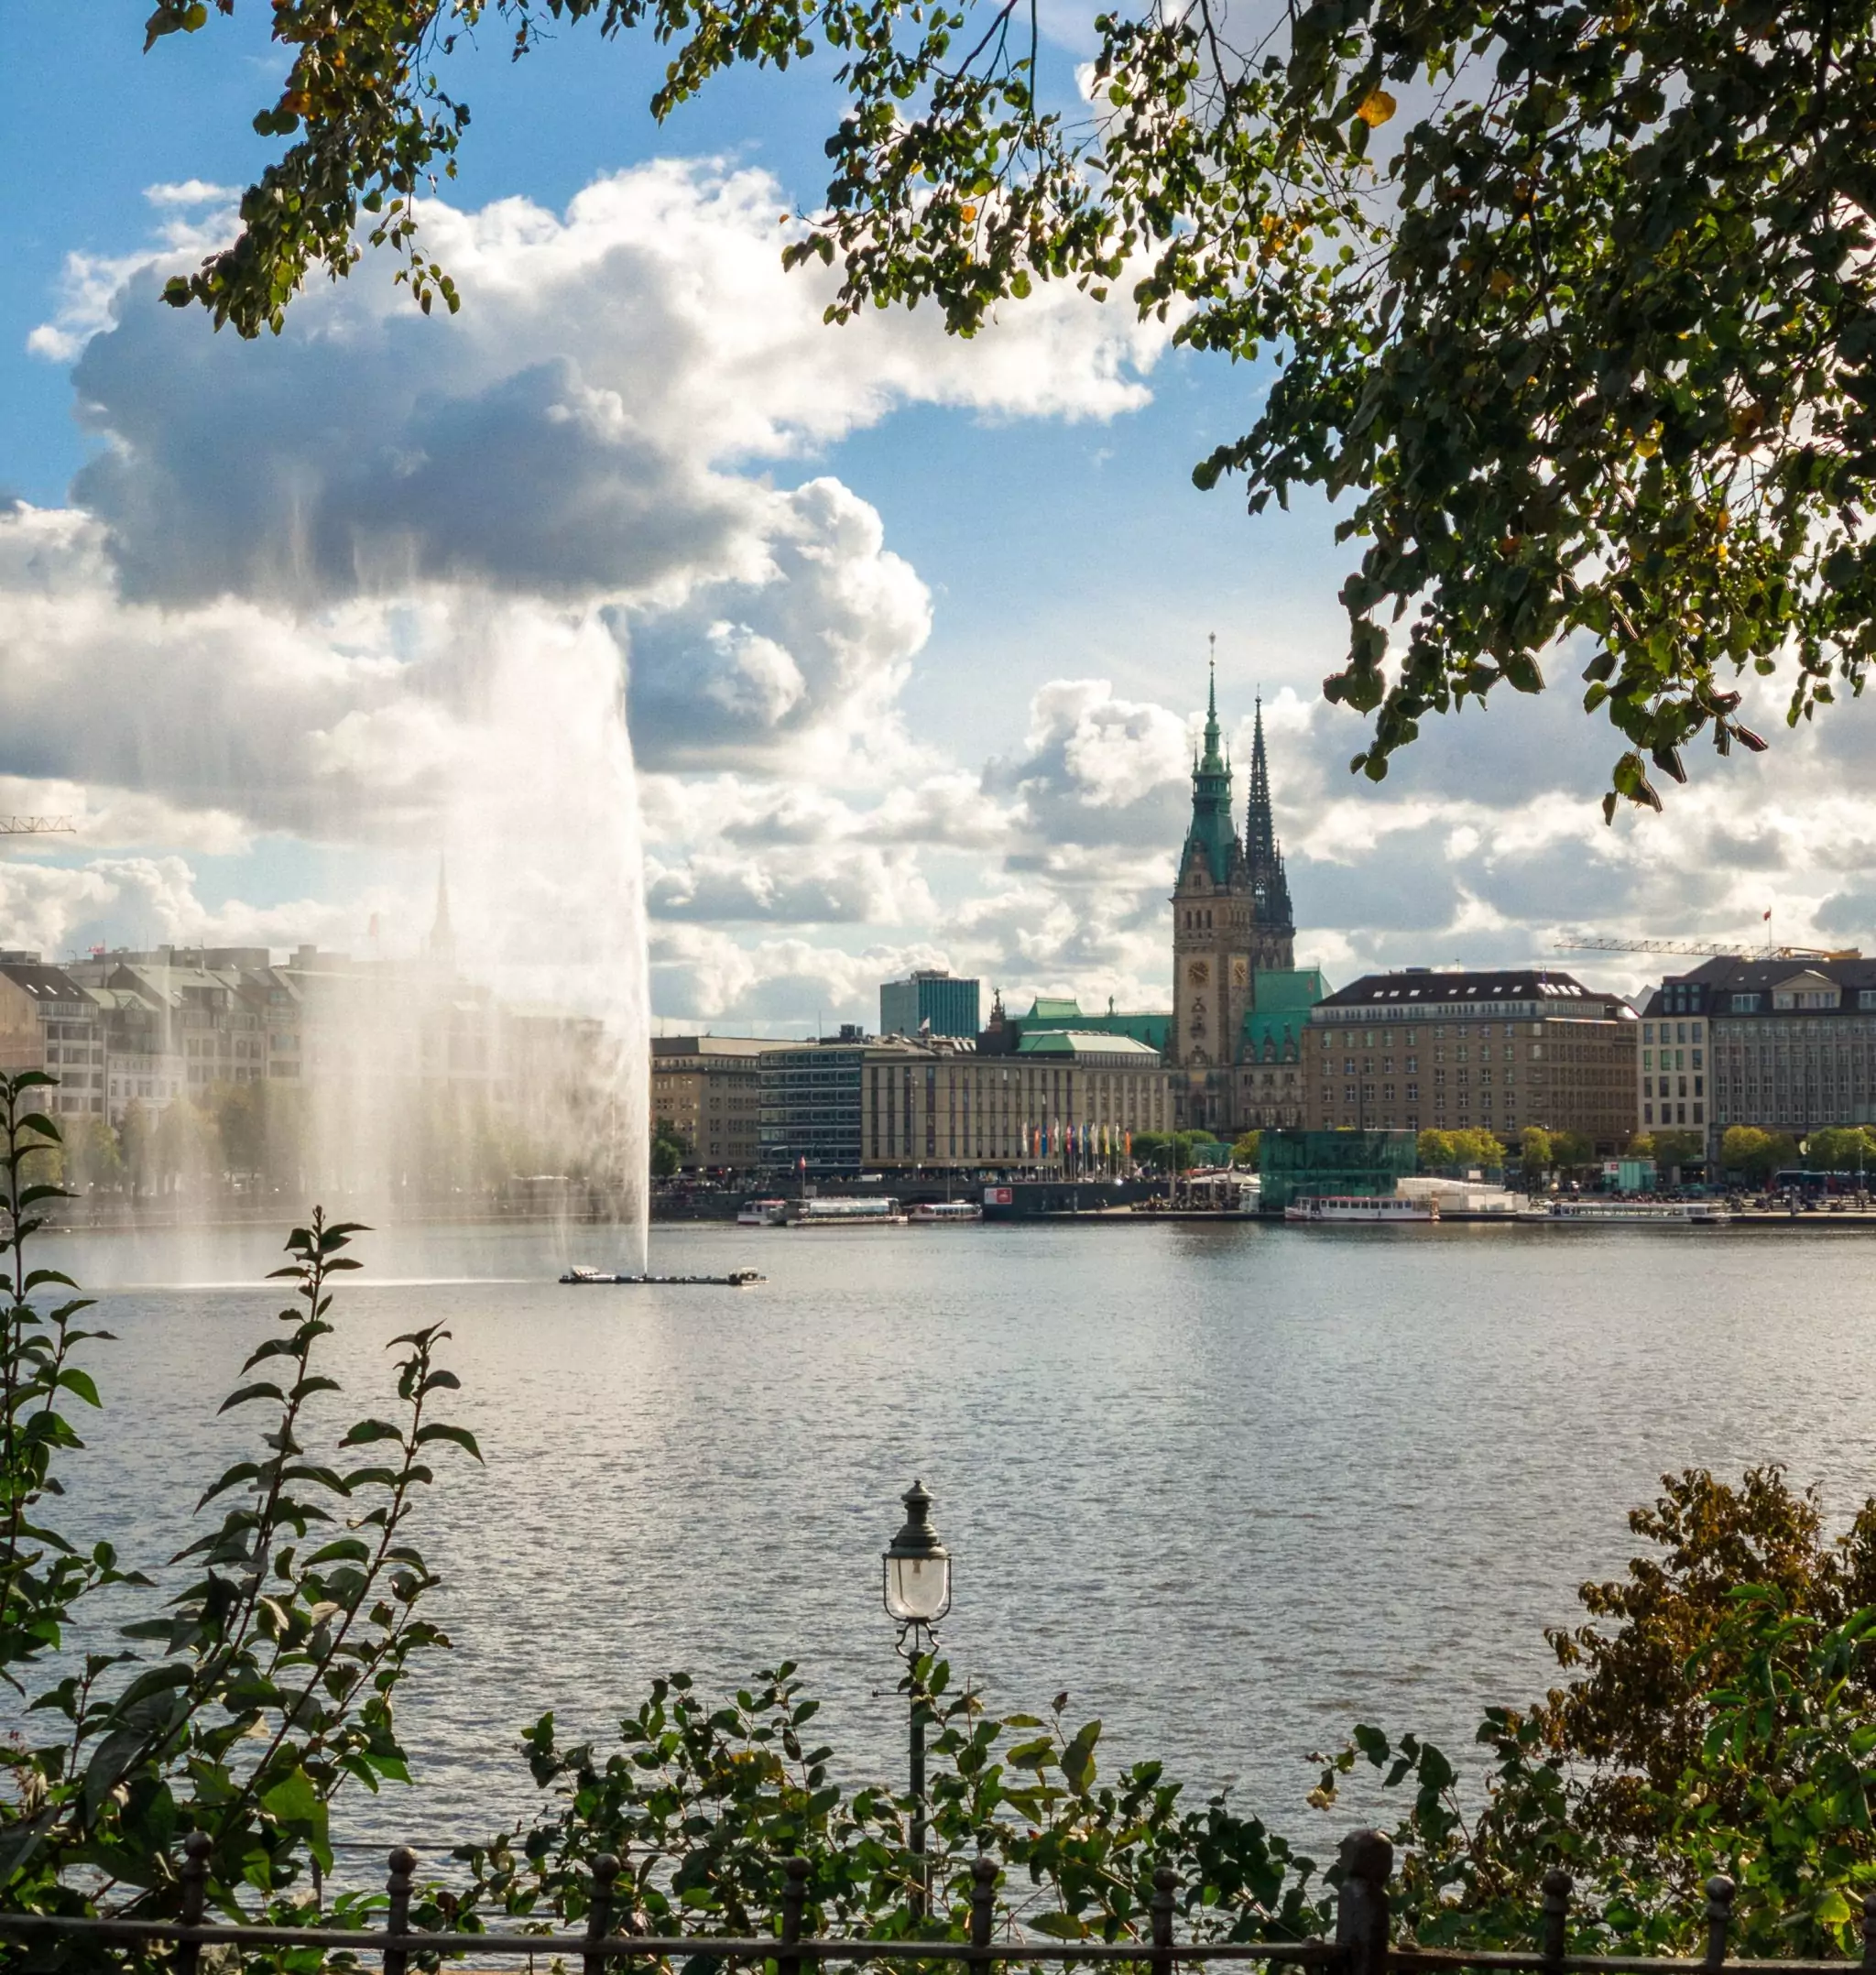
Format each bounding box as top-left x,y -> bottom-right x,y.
1643,1023 -> 1653,1042
1642,1049 -> 1653,1069
1644,1102 -> 1654,1124
1735,993 -> 1761,1012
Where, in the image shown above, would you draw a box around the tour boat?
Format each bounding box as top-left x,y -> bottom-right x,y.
1515,1199 -> 1731,1226
736,1198 -> 790,1226
909,1200 -> 983,1224
1282,1195 -> 1439,1224
784,1196 -> 908,1227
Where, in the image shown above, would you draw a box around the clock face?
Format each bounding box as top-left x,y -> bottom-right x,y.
1231,958 -> 1249,987
1186,960 -> 1210,987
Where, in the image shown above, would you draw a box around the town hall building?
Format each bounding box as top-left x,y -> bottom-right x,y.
1171,665 -> 1321,1135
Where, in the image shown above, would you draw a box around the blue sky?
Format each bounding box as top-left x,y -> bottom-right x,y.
0,0 -> 1861,1029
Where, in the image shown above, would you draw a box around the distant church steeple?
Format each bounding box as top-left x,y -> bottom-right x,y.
427,856 -> 457,974
1244,696 -> 1295,962
1179,638 -> 1244,888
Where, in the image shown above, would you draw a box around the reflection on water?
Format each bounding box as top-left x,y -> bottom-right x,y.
26,1217 -> 1876,1863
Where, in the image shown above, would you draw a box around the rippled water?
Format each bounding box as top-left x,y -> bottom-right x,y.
28,1217 -> 1876,1872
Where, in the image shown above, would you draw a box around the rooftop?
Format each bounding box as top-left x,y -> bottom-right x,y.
1015,1030 -> 1162,1060
0,963 -> 96,1003
1318,967 -> 1620,1012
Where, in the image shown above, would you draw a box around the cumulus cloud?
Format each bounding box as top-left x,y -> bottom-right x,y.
58,160 -> 1162,616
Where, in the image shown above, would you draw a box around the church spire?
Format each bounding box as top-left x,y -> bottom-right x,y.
1243,695 -> 1293,935
1179,638 -> 1240,889
1200,634 -> 1225,774
427,855 -> 457,973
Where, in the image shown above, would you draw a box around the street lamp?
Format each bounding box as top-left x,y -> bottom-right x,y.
883,1480 -> 951,1918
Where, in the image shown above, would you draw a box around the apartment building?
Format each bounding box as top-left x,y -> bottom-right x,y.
0,962 -> 105,1118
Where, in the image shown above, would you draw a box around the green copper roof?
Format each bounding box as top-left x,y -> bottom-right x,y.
1024,996 -> 1084,1021
1016,1030 -> 1163,1059
1020,1003 -> 1172,1053
1181,653 -> 1240,887
1240,969 -> 1329,1060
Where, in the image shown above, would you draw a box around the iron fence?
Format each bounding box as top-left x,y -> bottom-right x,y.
0,1829 -> 1870,1975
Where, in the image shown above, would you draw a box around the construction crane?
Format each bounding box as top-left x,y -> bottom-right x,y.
1554,932 -> 1861,962
0,817 -> 76,837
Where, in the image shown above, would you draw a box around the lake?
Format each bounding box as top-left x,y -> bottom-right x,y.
28,1216 -> 1875,1872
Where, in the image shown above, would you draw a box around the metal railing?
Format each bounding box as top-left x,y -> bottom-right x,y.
1,1829 -> 1871,1975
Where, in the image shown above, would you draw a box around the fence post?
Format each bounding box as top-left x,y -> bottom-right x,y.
1335,1830 -> 1393,1975
1703,1875 -> 1735,1971
780,1855 -> 811,1975
586,1853 -> 621,1975
1542,1868 -> 1572,1970
174,1830 -> 213,1975
970,1852 -> 998,1975
384,1847 -> 418,1975
1151,1864 -> 1178,1975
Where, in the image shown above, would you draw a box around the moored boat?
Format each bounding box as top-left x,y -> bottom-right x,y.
1515,1199 -> 1731,1226
909,1200 -> 983,1224
784,1196 -> 908,1227
1283,1195 -> 1438,1224
736,1198 -> 789,1226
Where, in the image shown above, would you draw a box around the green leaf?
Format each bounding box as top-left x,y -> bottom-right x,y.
413,1422 -> 483,1461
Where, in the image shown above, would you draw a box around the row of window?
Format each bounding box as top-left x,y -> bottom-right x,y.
1642,1101 -> 1705,1126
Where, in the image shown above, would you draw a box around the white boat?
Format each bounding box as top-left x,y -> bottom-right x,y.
1283,1195 -> 1438,1224
784,1196 -> 909,1227
1516,1199 -> 1731,1226
736,1198 -> 789,1226
909,1200 -> 983,1224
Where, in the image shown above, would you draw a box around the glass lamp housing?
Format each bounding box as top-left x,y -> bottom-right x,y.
884,1551 -> 952,1624
883,1480 -> 952,1625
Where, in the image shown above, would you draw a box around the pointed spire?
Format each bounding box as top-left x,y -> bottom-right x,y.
1199,633 -> 1225,774
1182,641 -> 1236,887
427,854 -> 457,971
1243,693 -> 1293,936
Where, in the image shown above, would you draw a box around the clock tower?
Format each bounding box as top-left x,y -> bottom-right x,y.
1172,653 -> 1254,1131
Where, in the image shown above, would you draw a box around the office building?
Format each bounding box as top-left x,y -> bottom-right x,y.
1642,954 -> 1876,1159
650,1035 -> 768,1171
879,970 -> 980,1039
1303,968 -> 1638,1153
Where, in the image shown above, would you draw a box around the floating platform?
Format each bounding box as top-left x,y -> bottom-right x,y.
560,1267 -> 766,1287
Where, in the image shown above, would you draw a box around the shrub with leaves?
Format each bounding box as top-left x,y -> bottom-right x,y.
0,1067 -> 480,1939
454,1653 -> 1331,1951
1307,1468 -> 1876,1958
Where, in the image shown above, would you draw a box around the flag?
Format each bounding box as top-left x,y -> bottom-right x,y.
1763,909 -> 1772,922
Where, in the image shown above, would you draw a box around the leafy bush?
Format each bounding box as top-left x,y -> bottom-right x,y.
0,1067 -> 480,1935
1310,1468 -> 1876,1957
455,1658 -> 1332,1949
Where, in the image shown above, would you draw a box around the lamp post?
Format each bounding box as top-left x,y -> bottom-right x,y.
883,1479 -> 951,1919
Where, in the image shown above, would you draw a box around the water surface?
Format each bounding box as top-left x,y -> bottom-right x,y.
32,1217 -> 1874,1867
